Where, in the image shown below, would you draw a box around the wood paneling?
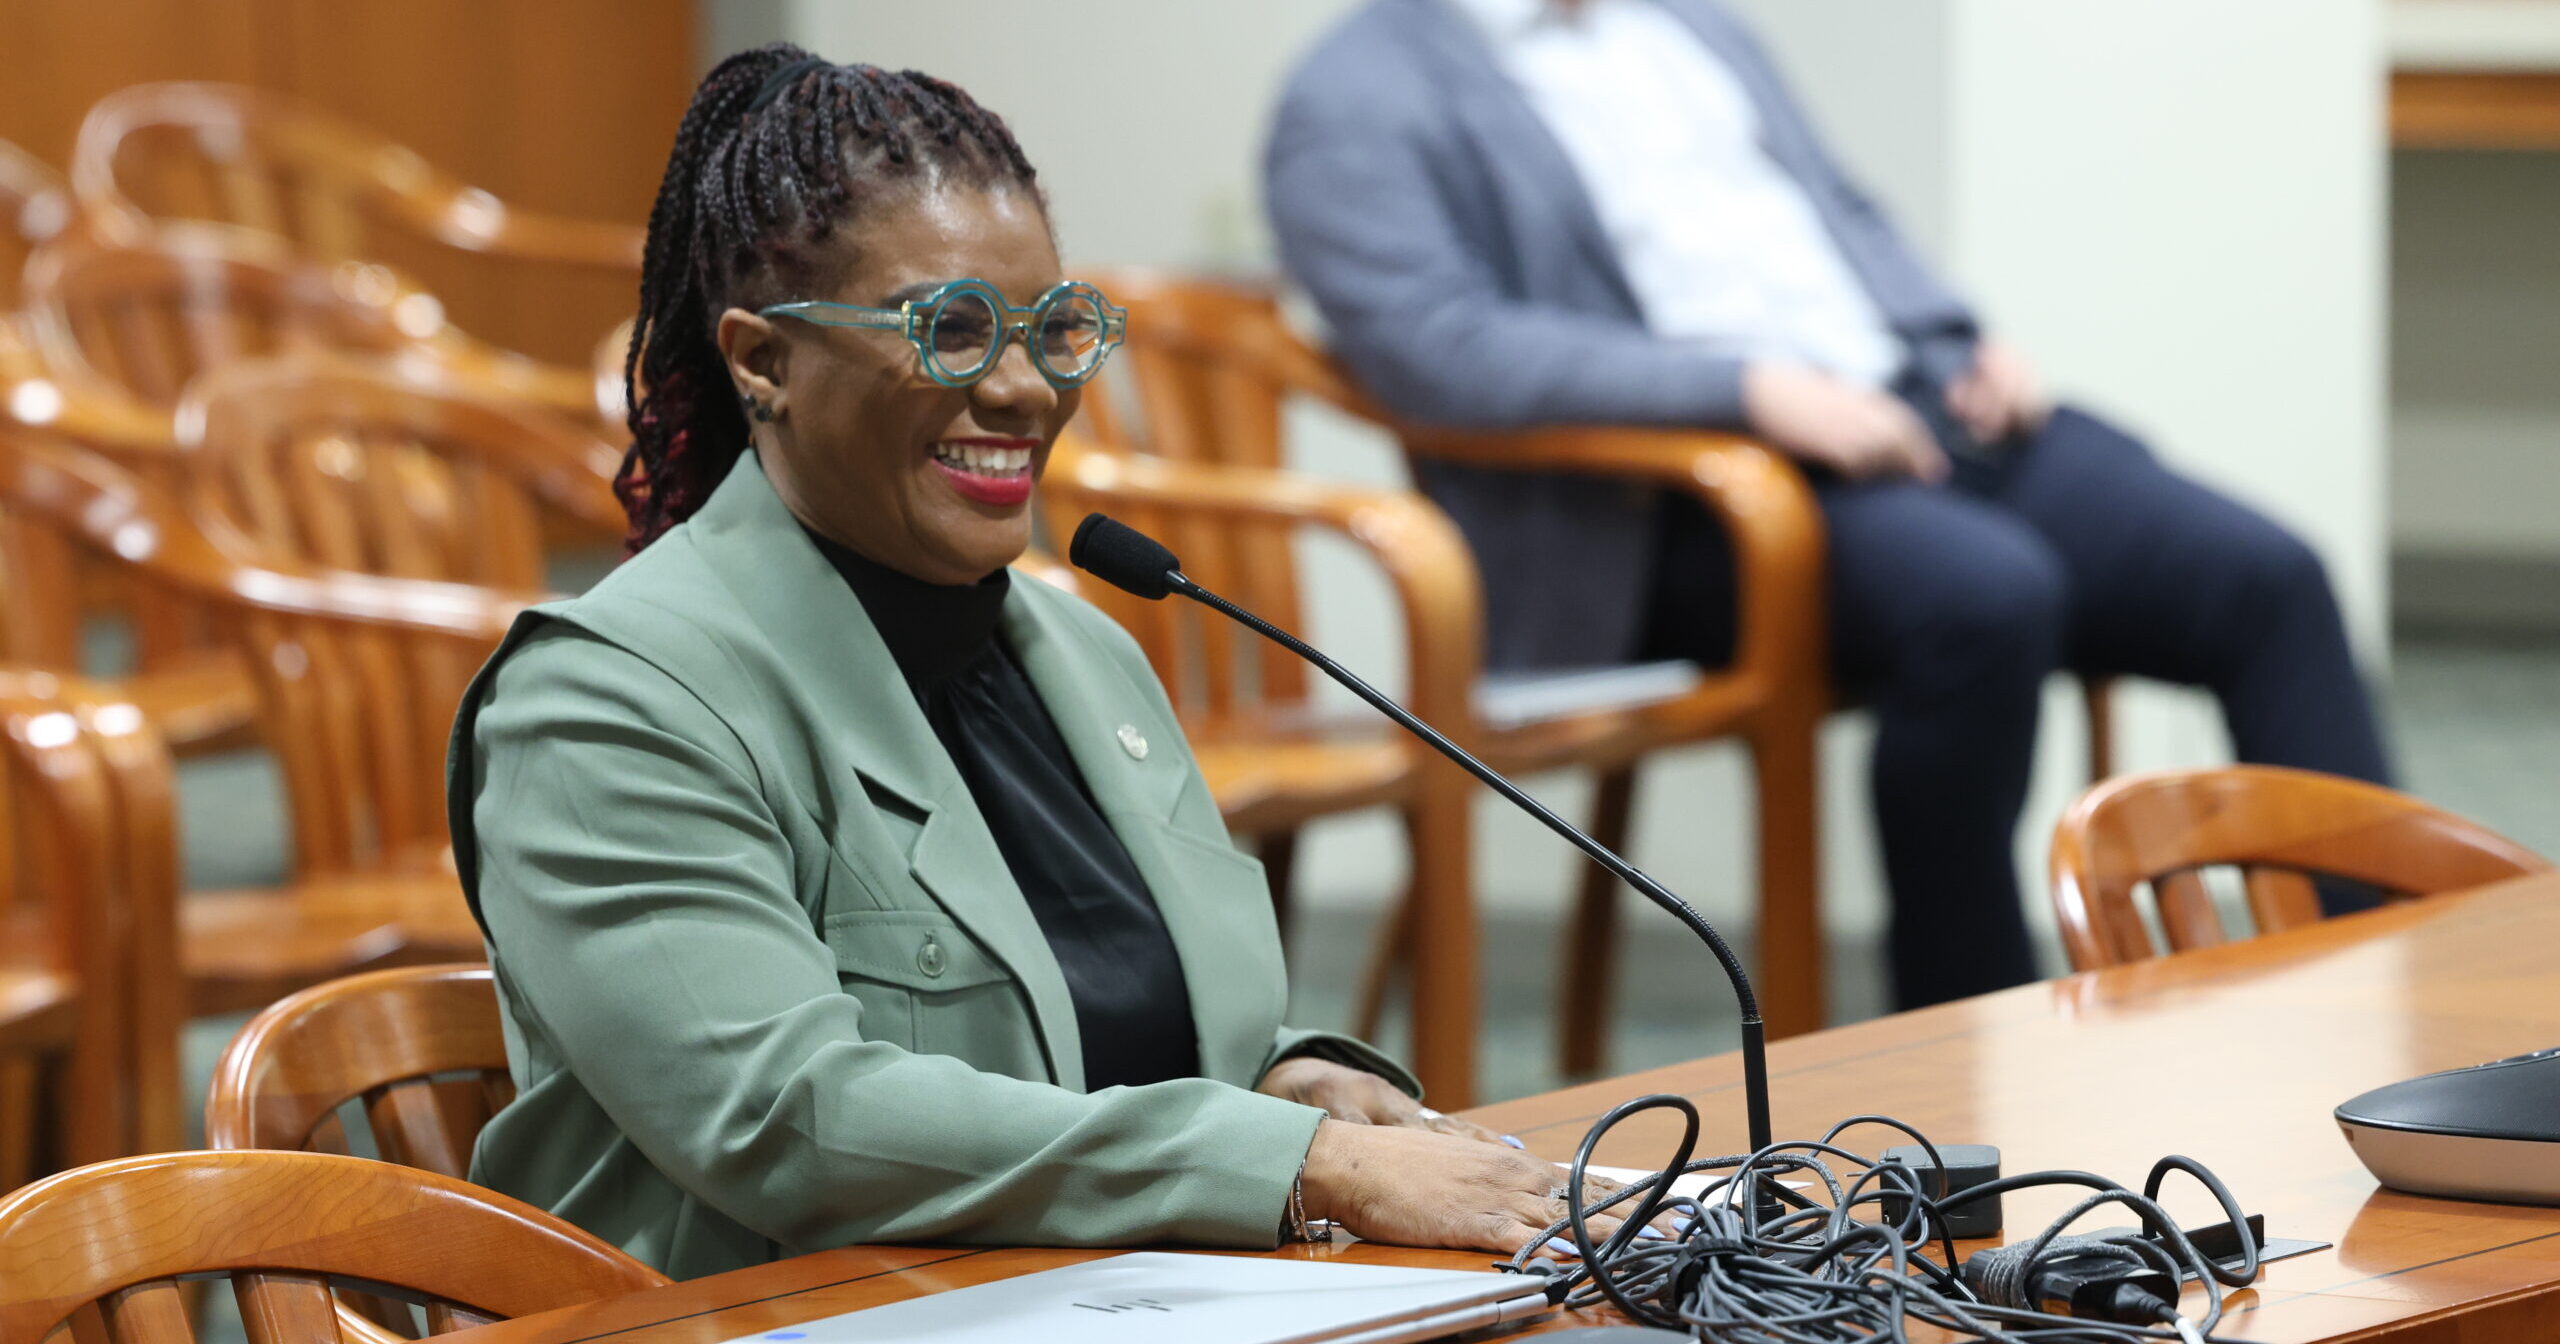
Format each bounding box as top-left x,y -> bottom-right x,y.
0,0 -> 692,363
2393,71 -> 2560,150
0,0 -> 265,166
439,874 -> 2560,1344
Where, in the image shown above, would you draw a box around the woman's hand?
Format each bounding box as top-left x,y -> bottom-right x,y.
1258,1057 -> 1510,1146
1297,1120 -> 1657,1257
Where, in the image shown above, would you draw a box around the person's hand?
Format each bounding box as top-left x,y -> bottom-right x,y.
1742,361 -> 1948,483
1944,339 -> 2049,446
1297,1119 -> 1663,1256
1257,1057 -> 1511,1146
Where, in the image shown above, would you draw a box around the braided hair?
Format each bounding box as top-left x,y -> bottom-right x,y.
616,45 -> 1040,552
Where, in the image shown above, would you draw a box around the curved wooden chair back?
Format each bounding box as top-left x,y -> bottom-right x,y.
0,673 -> 184,1191
178,359 -> 601,871
72,83 -> 645,270
0,1149 -> 667,1342
0,406 -> 90,670
179,354 -> 621,587
72,83 -> 642,364
0,428 -> 533,877
2051,765 -> 2553,970
1051,273 -> 1357,730
0,140 -> 78,310
21,225 -> 435,409
207,964 -> 509,1178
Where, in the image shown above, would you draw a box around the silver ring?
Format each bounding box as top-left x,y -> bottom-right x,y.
1548,1184 -> 1573,1203
1417,1106 -> 1447,1121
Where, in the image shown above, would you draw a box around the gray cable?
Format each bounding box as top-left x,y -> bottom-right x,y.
1499,1096 -> 2268,1344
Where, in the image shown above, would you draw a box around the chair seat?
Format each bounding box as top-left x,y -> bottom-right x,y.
1474,661 -> 1705,732
1192,732 -> 1416,838
0,970 -> 75,1052
184,872 -> 483,1017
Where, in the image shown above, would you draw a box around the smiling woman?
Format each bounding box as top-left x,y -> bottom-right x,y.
442,44 -> 1632,1282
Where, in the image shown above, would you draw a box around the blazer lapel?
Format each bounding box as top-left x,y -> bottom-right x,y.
684,454 -> 1088,1089
1003,585 -> 1278,1087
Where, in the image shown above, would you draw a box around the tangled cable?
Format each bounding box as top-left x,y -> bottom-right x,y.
1497,1094 -> 2264,1344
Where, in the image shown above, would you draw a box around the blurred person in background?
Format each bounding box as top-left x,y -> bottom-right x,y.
1265,0 -> 2393,1008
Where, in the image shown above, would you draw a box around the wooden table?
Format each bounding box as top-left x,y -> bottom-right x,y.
452,873 -> 2560,1344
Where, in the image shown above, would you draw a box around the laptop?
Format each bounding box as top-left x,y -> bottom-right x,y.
723,1252 -> 1556,1344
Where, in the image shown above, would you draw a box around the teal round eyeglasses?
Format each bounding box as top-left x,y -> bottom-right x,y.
759,278 -> 1128,389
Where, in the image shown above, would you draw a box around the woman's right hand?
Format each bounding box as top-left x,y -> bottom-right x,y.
1297,1119 -> 1652,1256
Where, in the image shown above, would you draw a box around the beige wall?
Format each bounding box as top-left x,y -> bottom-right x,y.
711,2 -> 1356,270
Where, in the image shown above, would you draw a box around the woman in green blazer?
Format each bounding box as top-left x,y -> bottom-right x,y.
445,47 -> 1644,1280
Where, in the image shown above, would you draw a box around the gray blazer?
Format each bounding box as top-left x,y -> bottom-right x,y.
1264,0 -> 1980,668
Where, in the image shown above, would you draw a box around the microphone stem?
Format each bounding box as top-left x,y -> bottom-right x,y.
1172,574 -> 1775,1153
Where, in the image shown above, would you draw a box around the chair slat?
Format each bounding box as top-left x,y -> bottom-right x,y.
365,1076 -> 494,1180
423,1302 -> 498,1335
237,1272 -> 345,1344
101,1279 -> 198,1344
2152,871 -> 2227,951
2244,866 -> 2326,935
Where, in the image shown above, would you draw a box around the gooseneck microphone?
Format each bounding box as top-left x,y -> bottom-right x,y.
1069,512 -> 1772,1154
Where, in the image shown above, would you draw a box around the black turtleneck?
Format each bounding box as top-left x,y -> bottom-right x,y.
809,531 -> 1201,1091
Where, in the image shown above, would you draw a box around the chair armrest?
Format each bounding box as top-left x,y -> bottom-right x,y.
0,428 -> 532,647
0,318 -> 181,465
1401,424 -> 1826,707
416,193 -> 645,272
1044,434 -> 1483,733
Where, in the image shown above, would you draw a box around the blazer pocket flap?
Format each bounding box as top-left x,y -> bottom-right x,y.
823,910 -> 1010,991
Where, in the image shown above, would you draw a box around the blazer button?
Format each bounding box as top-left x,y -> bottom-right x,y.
917,939 -> 947,978
1117,724 -> 1149,759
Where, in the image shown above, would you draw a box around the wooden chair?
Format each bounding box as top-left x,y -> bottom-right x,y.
0,331 -> 266,752
0,1149 -> 667,1342
1052,272 -> 1829,1086
0,427 -> 533,1015
22,223 -> 599,424
179,353 -> 622,584
0,140 -> 78,310
174,355 -> 616,881
2050,765 -> 2554,970
0,674 -> 184,1192
1043,432 -> 1485,1103
71,81 -> 643,368
207,964 -> 507,1178
207,964 -> 516,1344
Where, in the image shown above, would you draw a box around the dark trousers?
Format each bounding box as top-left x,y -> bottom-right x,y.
1637,406 -> 2393,1009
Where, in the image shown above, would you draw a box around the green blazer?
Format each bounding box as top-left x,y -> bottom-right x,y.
444,452 -> 1411,1280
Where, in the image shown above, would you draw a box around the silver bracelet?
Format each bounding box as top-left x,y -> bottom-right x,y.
1285,1166 -> 1334,1243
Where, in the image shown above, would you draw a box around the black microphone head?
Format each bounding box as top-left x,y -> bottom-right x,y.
1069,514 -> 1182,600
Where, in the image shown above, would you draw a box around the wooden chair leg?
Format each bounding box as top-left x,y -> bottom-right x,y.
1256,830 -> 1300,936
1558,767 -> 1639,1080
1351,892 -> 1413,1046
1752,710 -> 1824,1040
0,1054 -> 34,1192
2084,676 -> 2118,784
1400,775 -> 1478,1108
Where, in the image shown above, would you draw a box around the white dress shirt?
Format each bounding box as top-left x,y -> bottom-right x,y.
1445,0 -> 1905,387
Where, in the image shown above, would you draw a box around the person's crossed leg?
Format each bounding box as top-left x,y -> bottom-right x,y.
1641,407 -> 2393,1009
